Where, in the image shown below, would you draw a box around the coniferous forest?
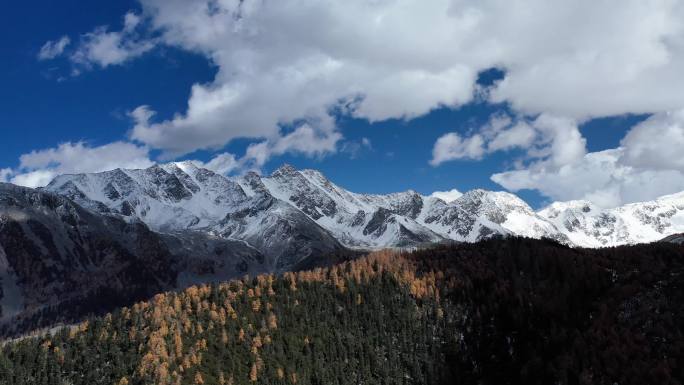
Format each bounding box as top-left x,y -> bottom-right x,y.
1,237 -> 683,385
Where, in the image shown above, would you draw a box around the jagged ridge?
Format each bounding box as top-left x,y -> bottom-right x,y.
44,162 -> 684,250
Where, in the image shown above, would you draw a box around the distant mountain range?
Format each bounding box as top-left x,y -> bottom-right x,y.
45,162 -> 684,249
1,162 -> 683,335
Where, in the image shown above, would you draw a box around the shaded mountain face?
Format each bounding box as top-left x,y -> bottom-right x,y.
662,233 -> 684,244
45,162 -> 684,249
0,183 -> 179,335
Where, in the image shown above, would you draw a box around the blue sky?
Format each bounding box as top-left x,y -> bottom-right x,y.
2,0 -> 684,209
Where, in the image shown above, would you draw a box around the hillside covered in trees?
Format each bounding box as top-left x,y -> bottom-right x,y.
1,238 -> 683,385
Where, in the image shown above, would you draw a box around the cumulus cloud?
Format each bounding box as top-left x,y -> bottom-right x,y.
240,121 -> 342,169
114,0 -> 486,160
201,153 -> 239,175
491,110 -> 684,207
0,168 -> 12,183
430,189 -> 463,203
37,36 -> 70,60
430,133 -> 485,165
620,110 -> 684,171
430,112 -> 586,167
9,141 -> 153,188
193,119 -> 343,176
41,0 -> 684,201
486,121 -> 536,152
492,148 -> 684,208
487,0 -> 684,118
528,115 -> 586,167
70,12 -> 155,70
425,111 -> 684,208
77,0 -> 683,158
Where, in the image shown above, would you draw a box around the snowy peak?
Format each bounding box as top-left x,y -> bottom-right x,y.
537,193 -> 684,247
417,188 -> 562,243
45,163 -> 250,231
256,167 -> 442,248
454,189 -> 534,218
41,163 -> 684,250
271,163 -> 299,177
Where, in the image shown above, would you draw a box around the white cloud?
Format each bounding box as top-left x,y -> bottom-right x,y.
430,112 -> 586,167
491,110 -> 684,207
70,12 -> 155,69
63,0 -> 681,160
241,121 -> 342,168
43,1 -> 684,201
620,110 -> 684,171
9,141 -> 153,188
118,0 -> 485,159
426,112 -> 684,208
529,114 -> 586,167
201,153 -> 239,175
38,36 -> 71,60
191,117 -> 343,176
361,137 -> 372,149
492,148 -> 684,208
487,0 -> 684,118
11,170 -> 59,189
0,168 -> 12,183
430,189 -> 463,203
430,133 -> 485,165
486,122 -> 536,152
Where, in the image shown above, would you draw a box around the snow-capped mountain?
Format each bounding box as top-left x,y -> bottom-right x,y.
46,162 -> 346,270
538,192 -> 684,247
44,162 -> 684,251
4,162 -> 684,336
0,174 -> 339,335
47,162 -> 250,231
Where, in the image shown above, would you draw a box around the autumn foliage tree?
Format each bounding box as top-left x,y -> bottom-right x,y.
2,238 -> 684,385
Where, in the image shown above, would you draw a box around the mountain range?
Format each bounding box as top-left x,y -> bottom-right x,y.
1,161 -> 684,335
45,161 -> 684,249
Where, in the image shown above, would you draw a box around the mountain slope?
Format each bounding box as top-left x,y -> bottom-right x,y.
260,166 -> 445,248
0,183 -> 179,335
2,238 -> 683,385
662,233 -> 684,244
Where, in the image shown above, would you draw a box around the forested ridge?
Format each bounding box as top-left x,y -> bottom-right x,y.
1,237 -> 683,385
